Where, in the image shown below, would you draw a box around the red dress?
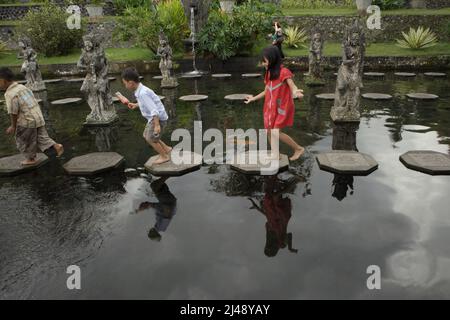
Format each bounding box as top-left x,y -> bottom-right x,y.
263,66 -> 295,129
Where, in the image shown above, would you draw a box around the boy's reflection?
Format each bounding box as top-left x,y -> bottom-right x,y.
135,177 -> 177,241
248,175 -> 299,257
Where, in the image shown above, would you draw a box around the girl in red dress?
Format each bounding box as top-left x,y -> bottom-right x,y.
245,46 -> 305,161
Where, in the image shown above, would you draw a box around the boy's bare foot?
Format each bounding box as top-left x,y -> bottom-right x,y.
54,144 -> 64,157
21,159 -> 38,166
153,155 -> 170,165
289,147 -> 305,161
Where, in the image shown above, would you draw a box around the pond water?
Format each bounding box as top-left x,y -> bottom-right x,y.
1,72 -> 449,299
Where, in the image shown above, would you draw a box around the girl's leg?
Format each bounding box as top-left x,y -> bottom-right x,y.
266,129 -> 280,159
279,132 -> 305,161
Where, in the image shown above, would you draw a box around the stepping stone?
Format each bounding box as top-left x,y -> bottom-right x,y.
230,150 -> 289,176
364,72 -> 385,77
406,93 -> 439,100
108,77 -> 116,81
316,93 -> 335,100
242,73 -> 262,78
334,73 -> 338,76
212,73 -> 232,79
316,151 -> 378,176
63,152 -> 125,176
158,95 -> 166,101
0,153 -> 49,177
224,94 -> 250,101
51,98 -> 83,105
145,151 -> 202,177
153,75 -> 163,80
395,72 -> 416,77
362,93 -> 393,100
400,151 -> 450,176
424,72 -> 446,77
181,73 -> 202,79
65,78 -> 85,83
43,79 -> 63,84
179,94 -> 208,102
112,97 -> 120,103
17,80 -> 27,84
139,76 -> 144,80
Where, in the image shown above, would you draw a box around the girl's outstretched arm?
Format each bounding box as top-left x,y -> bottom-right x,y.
244,90 -> 265,104
286,78 -> 304,99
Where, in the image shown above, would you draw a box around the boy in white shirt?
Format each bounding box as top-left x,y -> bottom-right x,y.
120,68 -> 172,164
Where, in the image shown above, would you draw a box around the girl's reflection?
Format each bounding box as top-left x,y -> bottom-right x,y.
248,175 -> 299,257
135,177 -> 177,241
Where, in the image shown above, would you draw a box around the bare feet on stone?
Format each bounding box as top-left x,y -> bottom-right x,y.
21,159 -> 38,166
290,147 -> 305,161
54,144 -> 64,157
153,155 -> 171,165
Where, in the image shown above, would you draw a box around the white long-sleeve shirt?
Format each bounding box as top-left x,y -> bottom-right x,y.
134,83 -> 168,123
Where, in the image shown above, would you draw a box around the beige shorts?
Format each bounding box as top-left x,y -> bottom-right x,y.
143,120 -> 167,143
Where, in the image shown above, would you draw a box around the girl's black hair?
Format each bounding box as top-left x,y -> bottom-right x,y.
263,46 -> 282,81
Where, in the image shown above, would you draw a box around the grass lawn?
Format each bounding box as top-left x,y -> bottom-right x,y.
283,42 -> 450,57
282,7 -> 450,16
0,47 -> 154,67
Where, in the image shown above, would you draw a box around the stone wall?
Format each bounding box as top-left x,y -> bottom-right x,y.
0,1 -> 116,20
282,14 -> 450,42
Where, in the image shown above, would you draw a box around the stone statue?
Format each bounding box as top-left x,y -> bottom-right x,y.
306,29 -> 324,86
77,30 -> 118,125
18,37 -> 46,92
157,32 -> 179,88
330,20 -> 366,122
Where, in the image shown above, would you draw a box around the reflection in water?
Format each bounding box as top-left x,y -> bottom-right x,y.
331,122 -> 359,201
83,125 -> 119,152
162,88 -> 177,119
248,175 -> 302,257
134,177 -> 177,241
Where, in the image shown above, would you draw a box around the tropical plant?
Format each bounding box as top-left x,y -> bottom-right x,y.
115,0 -> 189,54
112,0 -> 153,14
0,40 -> 7,54
396,26 -> 438,50
284,26 -> 307,48
198,0 -> 278,60
17,2 -> 83,57
281,0 -> 354,9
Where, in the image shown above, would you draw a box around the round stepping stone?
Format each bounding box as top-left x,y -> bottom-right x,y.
65,78 -> 85,83
181,73 -> 202,79
242,73 -> 262,78
179,95 -> 208,102
395,72 -> 416,77
316,93 -> 335,100
212,73 -> 232,79
364,72 -> 385,77
153,75 -> 163,80
334,73 -> 338,76
108,77 -> 116,81
43,79 -> 63,84
63,152 -> 125,176
139,76 -> 144,80
424,72 -> 446,77
316,151 -> 378,176
224,94 -> 250,101
0,153 -> 49,177
400,151 -> 450,176
362,93 -> 393,100
112,97 -> 120,103
158,95 -> 166,101
406,93 -> 439,100
230,150 -> 289,176
17,80 -> 27,84
145,151 -> 202,177
51,98 -> 83,105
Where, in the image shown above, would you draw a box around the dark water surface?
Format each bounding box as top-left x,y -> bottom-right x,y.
1,72 -> 449,299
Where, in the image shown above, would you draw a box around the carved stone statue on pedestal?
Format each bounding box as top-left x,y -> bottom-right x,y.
305,29 -> 324,86
157,32 -> 179,89
18,37 -> 46,92
330,20 -> 365,122
77,30 -> 118,126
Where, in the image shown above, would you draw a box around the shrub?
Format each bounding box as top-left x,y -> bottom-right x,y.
198,0 -> 278,60
112,0 -> 153,14
284,26 -> 307,48
115,0 -> 189,54
17,2 -> 83,57
396,26 -> 438,49
372,0 -> 406,10
281,0 -> 354,9
0,40 -> 8,55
